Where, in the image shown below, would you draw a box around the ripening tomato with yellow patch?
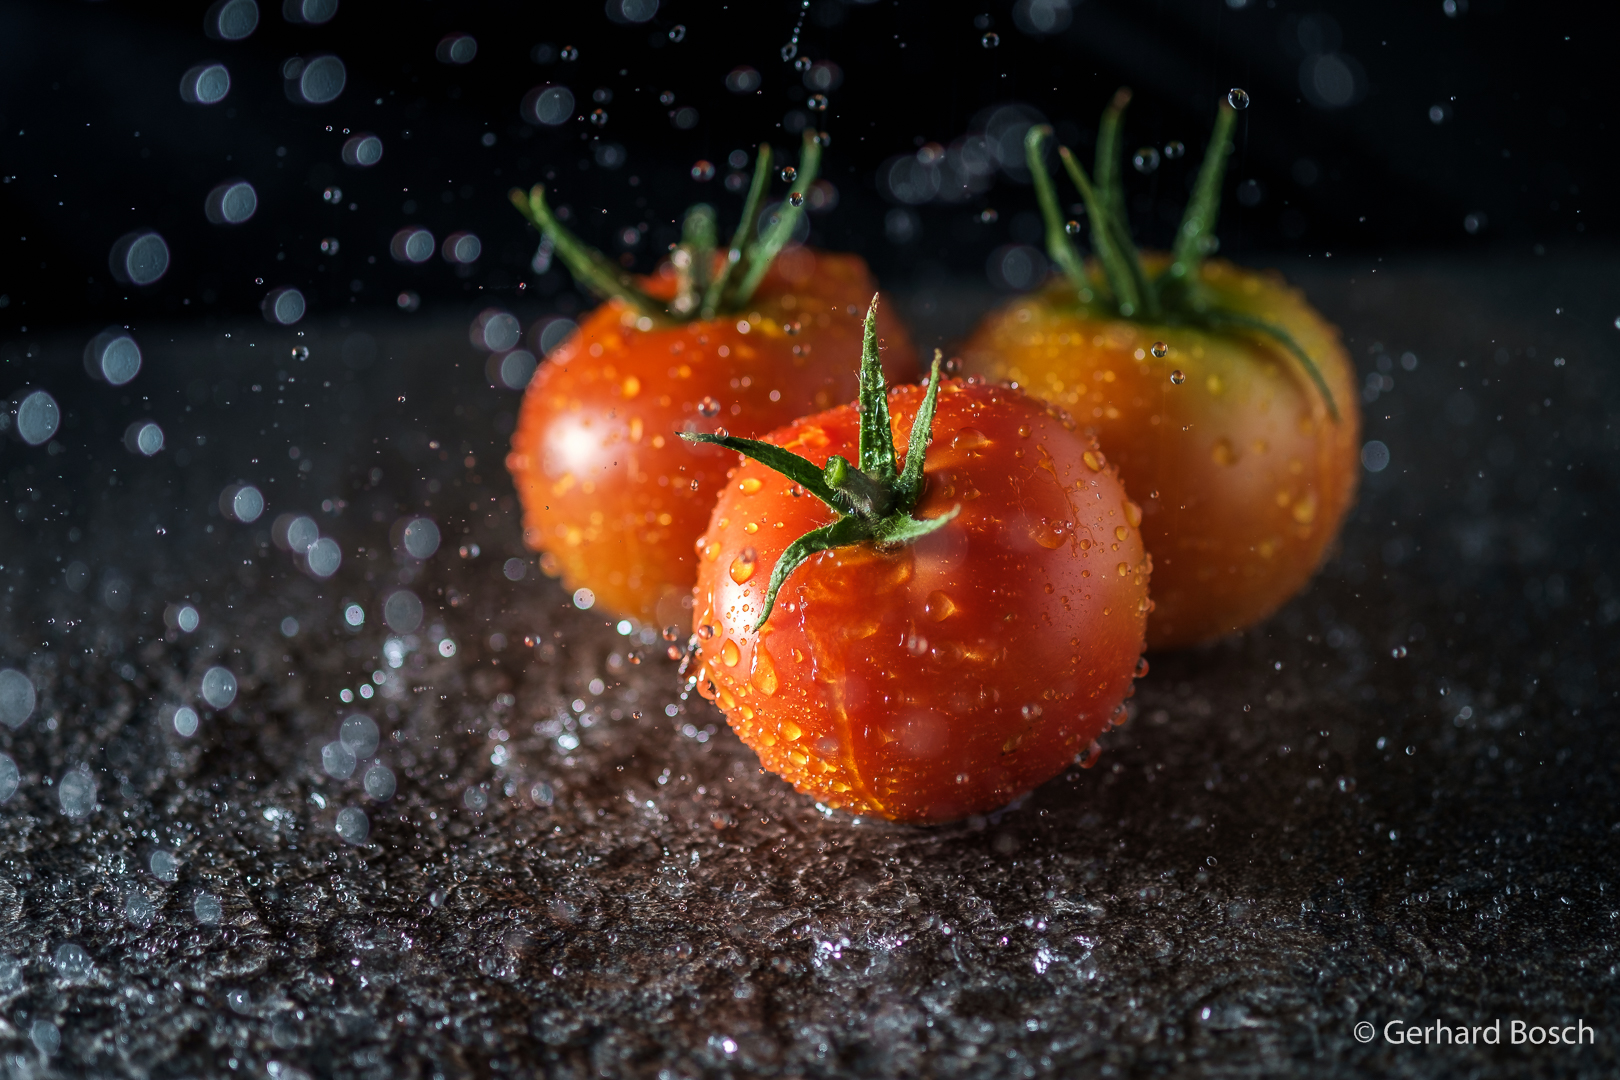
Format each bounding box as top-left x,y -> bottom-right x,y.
685,301 -> 1149,824
961,92 -> 1360,649
505,135 -> 916,627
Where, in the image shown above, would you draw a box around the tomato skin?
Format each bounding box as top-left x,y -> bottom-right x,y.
961,259 -> 1360,650
691,379 -> 1149,824
506,250 -> 917,626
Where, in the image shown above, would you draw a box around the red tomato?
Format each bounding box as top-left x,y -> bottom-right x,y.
690,376 -> 1149,824
506,251 -> 916,626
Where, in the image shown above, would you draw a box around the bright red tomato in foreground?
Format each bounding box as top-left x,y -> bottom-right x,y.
691,378 -> 1150,823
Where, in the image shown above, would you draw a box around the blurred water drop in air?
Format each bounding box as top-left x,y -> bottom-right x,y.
322,740 -> 357,779
0,670 -> 35,729
109,231 -> 170,285
123,420 -> 165,456
205,0 -> 259,39
201,666 -> 238,709
287,55 -> 346,105
341,714 -> 379,757
492,349 -> 537,389
284,0 -> 339,25
262,286 -> 307,325
522,86 -> 575,126
400,517 -> 441,558
205,179 -> 258,225
470,309 -> 521,351
30,1020 -> 60,1058
83,327 -> 142,384
58,768 -> 97,818
344,603 -> 365,627
306,537 -> 342,577
172,705 -> 199,737
341,132 -> 384,166
220,483 -> 265,522
391,227 -> 436,263
273,513 -> 320,552
606,0 -> 659,24
1227,87 -> 1251,110
0,754 -> 18,803
364,764 -> 396,800
442,232 -> 482,264
384,590 -> 424,633
436,33 -> 478,64
179,63 -> 231,105
5,390 -> 61,445
537,317 -> 577,356
149,851 -> 178,881
336,806 -> 370,843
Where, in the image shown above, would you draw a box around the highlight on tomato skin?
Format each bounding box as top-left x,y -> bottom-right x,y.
689,378 -> 1150,825
505,250 -> 917,627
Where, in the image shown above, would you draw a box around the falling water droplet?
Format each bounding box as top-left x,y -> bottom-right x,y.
1169,370 -> 1186,385
1151,341 -> 1169,358
1065,219 -> 1081,235
780,165 -> 797,183
589,108 -> 608,126
808,93 -> 828,112
691,160 -> 715,181
1132,147 -> 1161,173
1227,87 -> 1250,110
982,32 -> 1000,47
698,396 -> 721,417
789,192 -> 805,207
1164,140 -> 1186,159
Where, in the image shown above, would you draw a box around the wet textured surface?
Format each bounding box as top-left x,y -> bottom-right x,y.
1,256 -> 1616,1078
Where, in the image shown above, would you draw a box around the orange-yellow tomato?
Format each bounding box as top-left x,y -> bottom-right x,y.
692,379 -> 1150,824
962,258 -> 1360,650
507,249 -> 917,626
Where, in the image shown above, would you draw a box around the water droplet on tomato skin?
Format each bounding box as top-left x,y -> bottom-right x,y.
721,638 -> 741,667
1020,703 -> 1043,720
1135,656 -> 1150,678
1078,740 -> 1104,768
951,427 -> 991,452
1169,370 -> 1186,385
729,548 -> 758,584
924,591 -> 957,622
1150,341 -> 1169,358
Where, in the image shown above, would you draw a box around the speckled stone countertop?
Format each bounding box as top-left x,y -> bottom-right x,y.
0,255 -> 1615,1078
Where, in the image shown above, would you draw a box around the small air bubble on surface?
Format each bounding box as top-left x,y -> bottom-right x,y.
53,942 -> 92,980
30,1020 -> 59,1057
194,892 -> 222,924
125,890 -> 155,927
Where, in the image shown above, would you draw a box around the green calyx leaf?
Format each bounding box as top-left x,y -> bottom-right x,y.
680,297 -> 957,630
1024,89 -> 1339,421
508,131 -> 822,326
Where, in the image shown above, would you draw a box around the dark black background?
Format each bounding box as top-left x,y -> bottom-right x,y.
0,0 -> 1606,338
